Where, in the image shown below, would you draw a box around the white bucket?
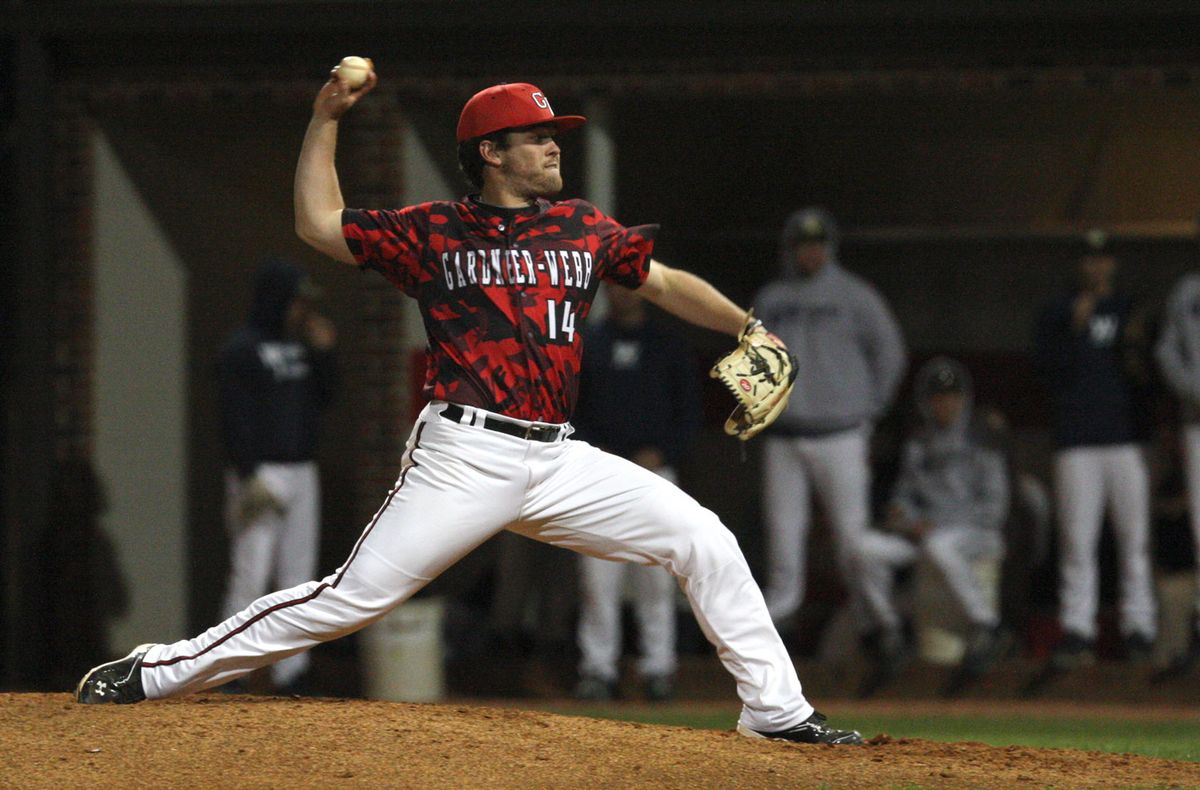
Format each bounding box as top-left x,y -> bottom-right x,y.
914,557 -> 1001,665
361,597 -> 446,702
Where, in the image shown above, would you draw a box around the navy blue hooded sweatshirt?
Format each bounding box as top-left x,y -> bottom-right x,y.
572,315 -> 701,466
1033,289 -> 1149,448
218,258 -> 337,478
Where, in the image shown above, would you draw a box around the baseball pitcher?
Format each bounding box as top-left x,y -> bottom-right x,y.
76,65 -> 860,745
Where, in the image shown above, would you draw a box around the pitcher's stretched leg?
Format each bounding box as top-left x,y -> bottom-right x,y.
517,439 -> 813,732
141,410 -> 526,698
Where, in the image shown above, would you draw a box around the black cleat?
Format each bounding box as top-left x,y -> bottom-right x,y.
1122,632 -> 1155,664
76,644 -> 157,704
963,625 -> 1012,675
1151,624 -> 1200,683
1152,651 -> 1199,683
572,674 -> 617,702
737,711 -> 864,745
1021,632 -> 1095,697
858,628 -> 912,699
942,625 -> 1012,698
643,674 -> 675,703
1049,632 -> 1096,672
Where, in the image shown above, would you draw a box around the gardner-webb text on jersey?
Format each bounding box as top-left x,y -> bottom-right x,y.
440,247 -> 595,291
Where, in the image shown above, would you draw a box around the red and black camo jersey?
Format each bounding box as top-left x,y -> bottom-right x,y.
343,197 -> 657,423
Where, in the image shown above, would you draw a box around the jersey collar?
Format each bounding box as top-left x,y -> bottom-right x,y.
465,195 -> 550,224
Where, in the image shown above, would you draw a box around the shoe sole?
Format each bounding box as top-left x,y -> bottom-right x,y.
75,643 -> 157,703
736,723 -> 766,739
736,722 -> 863,745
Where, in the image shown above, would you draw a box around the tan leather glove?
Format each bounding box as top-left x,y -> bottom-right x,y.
238,475 -> 284,526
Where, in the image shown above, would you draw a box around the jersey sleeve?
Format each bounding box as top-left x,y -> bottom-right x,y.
342,207 -> 428,297
589,207 -> 658,289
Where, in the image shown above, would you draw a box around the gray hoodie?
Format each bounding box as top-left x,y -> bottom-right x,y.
753,241 -> 907,435
1156,272 -> 1200,420
890,358 -> 1009,531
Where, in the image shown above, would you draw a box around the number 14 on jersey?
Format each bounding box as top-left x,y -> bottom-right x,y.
546,299 -> 577,343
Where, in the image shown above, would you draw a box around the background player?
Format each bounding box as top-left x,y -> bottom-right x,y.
572,284 -> 701,702
76,67 -> 862,745
216,257 -> 337,693
856,357 -> 1010,695
1153,256 -> 1200,676
752,208 -> 907,631
1032,229 -> 1156,675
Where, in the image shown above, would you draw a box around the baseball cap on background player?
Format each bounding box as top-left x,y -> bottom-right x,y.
924,359 -> 968,394
1079,227 -> 1111,256
914,356 -> 973,429
455,82 -> 587,142
779,207 -> 839,273
781,207 -> 839,249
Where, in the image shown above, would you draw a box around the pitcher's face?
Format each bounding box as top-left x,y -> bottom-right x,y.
495,126 -> 563,198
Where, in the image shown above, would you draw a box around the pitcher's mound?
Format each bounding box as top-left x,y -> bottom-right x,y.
5,693 -> 1196,789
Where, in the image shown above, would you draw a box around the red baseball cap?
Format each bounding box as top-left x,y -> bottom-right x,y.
456,82 -> 586,142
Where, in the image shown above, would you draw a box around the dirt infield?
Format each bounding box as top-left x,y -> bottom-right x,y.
4,693 -> 1199,789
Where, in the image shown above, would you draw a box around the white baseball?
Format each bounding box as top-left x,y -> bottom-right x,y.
337,56 -> 372,89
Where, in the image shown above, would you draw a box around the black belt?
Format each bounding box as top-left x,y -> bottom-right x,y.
441,403 -> 565,443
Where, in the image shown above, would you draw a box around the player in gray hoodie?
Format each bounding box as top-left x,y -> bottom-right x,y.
856,357 -> 1010,695
753,208 -> 907,628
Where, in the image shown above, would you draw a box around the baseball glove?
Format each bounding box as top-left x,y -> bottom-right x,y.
710,313 -> 798,441
238,475 -> 285,527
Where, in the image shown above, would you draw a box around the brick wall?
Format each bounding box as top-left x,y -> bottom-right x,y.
336,93 -> 414,525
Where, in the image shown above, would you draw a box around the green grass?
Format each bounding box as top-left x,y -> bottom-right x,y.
545,704 -> 1200,763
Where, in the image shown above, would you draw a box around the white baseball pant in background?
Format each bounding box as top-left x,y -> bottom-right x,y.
577,467 -> 679,684
762,427 -> 870,624
1179,424 -> 1200,619
858,525 -> 1003,632
1054,444 -> 1156,641
222,462 -> 320,687
142,402 -> 814,732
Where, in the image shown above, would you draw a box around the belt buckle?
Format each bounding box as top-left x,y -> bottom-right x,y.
524,425 -> 535,440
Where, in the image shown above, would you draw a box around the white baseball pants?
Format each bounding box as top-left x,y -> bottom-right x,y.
858,525 -> 1003,632
142,402 -> 814,732
577,468 -> 679,683
761,427 -> 870,623
1180,424 -> 1200,619
222,463 -> 320,687
1054,444 -> 1156,641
